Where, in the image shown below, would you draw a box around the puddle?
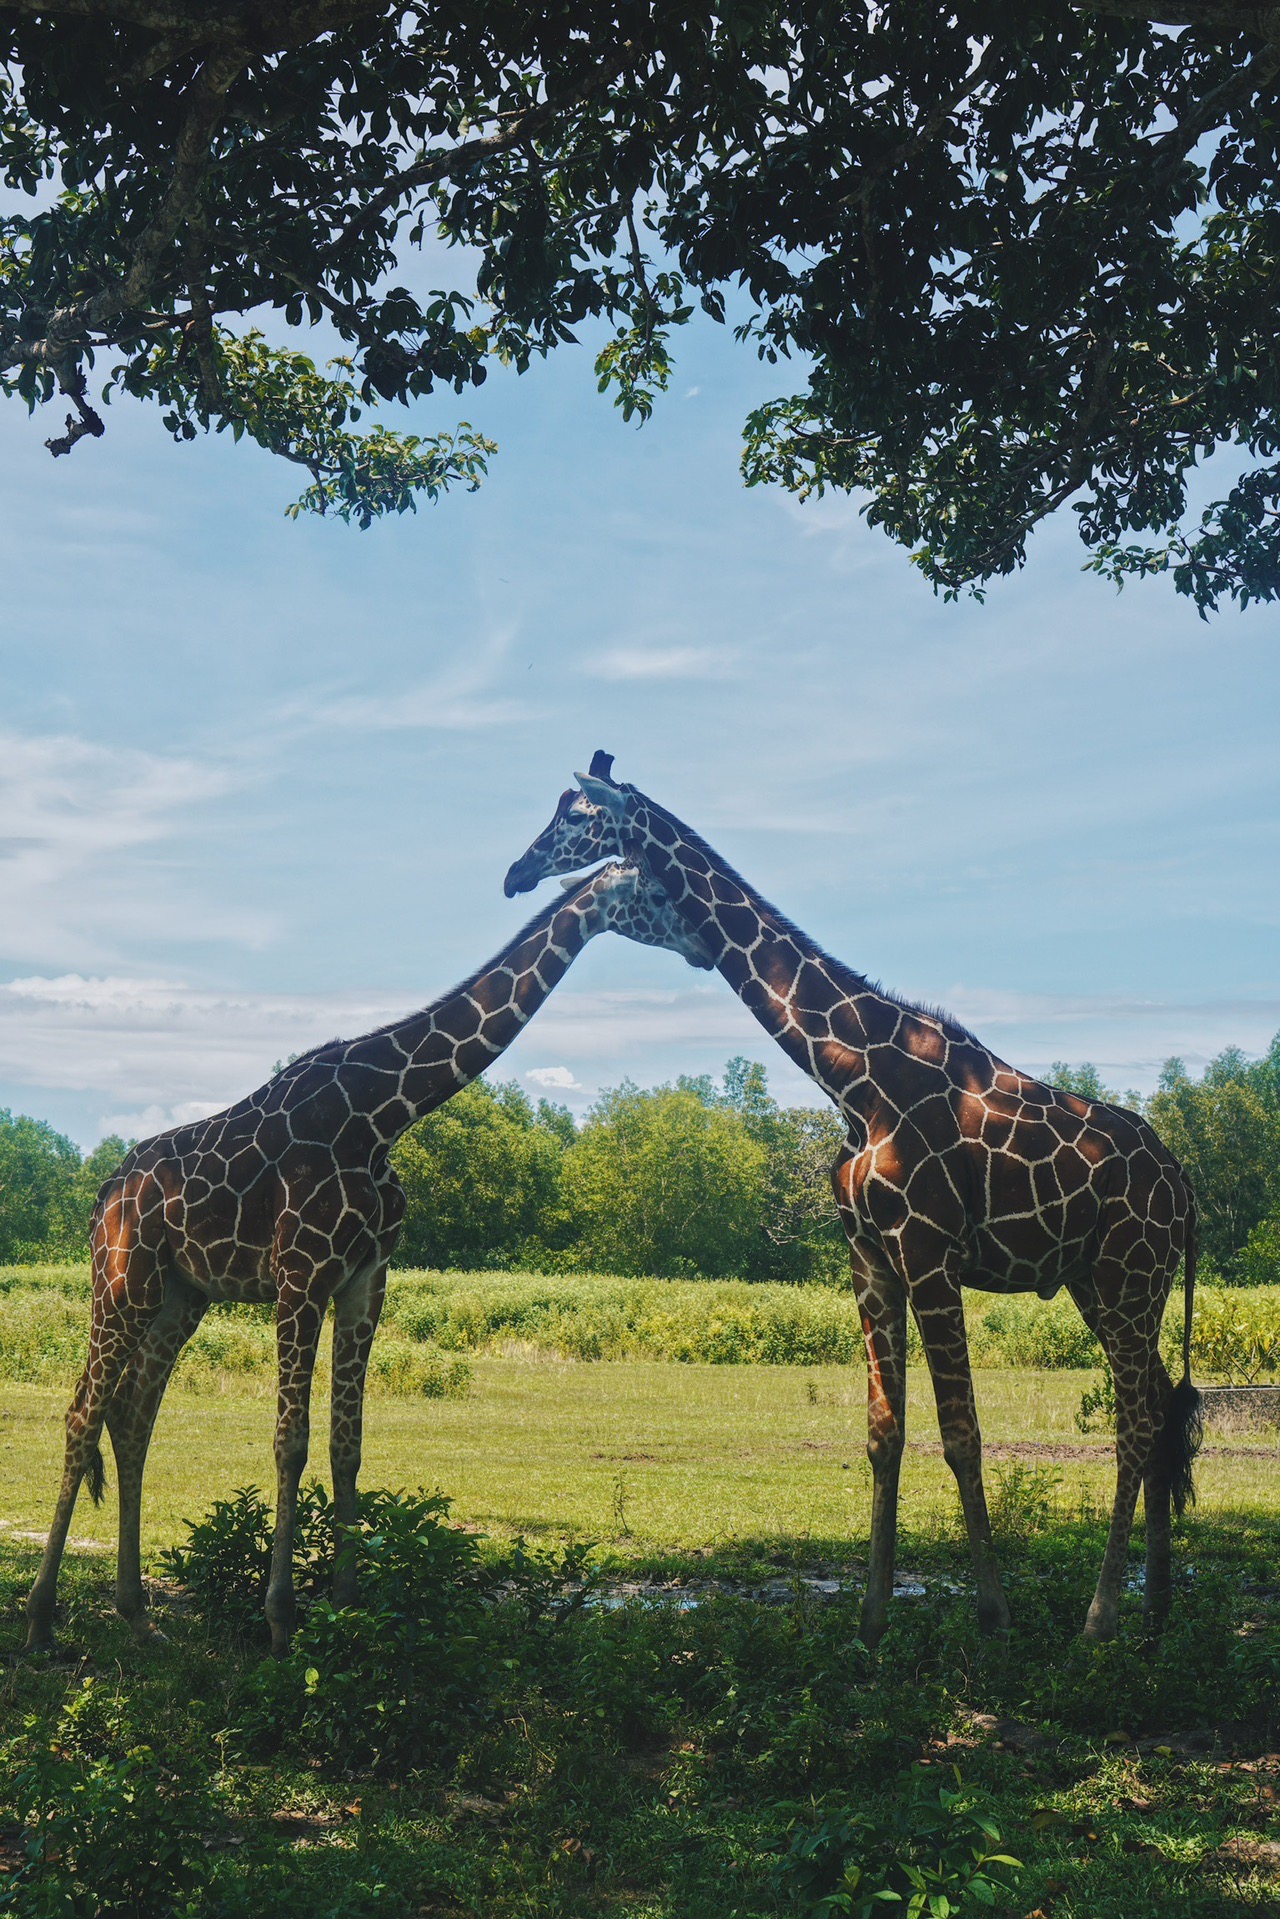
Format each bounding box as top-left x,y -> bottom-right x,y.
575,1570 -> 965,1611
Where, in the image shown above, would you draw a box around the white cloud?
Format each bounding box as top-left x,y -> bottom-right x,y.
296,624 -> 534,731
587,645 -> 737,682
524,1065 -> 584,1091
0,973 -> 414,1136
0,730 -> 269,967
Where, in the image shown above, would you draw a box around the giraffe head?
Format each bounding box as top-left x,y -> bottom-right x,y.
573,859 -> 712,969
504,749 -> 631,896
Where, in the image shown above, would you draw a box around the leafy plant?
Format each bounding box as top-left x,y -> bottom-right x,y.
235,1488 -> 494,1771
773,1767 -> 1022,1917
1076,1365 -> 1117,1435
0,1685 -> 213,1918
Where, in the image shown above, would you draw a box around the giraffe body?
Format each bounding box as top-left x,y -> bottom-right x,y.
505,757 -> 1201,1644
26,862 -> 710,1654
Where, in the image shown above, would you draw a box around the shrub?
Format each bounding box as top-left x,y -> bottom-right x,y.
772,1766 -> 1022,1917
0,1684 -> 213,1918
1188,1286 -> 1280,1383
234,1487 -> 495,1771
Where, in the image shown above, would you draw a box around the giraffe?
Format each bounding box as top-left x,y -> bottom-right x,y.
26,859 -> 711,1656
504,754 -> 1202,1646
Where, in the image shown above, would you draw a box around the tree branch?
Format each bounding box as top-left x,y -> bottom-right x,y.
1077,3 -> 1280,36
336,43 -> 636,255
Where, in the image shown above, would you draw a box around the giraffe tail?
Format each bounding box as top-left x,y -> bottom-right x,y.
1163,1207 -> 1203,1517
85,1446 -> 106,1506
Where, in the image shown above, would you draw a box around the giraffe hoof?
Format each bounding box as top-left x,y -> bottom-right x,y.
130,1620 -> 170,1649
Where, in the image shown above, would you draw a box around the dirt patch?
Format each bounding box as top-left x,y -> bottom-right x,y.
899,1438 -> 1277,1465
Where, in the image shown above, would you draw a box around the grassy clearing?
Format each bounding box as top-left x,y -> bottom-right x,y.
2,1266 -> 1278,1916
3,1359 -> 1279,1567
1,1496 -> 1278,1917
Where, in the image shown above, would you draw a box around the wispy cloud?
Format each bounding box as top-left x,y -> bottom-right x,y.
586,644 -> 738,683
0,731 -> 270,967
0,973 -> 414,1139
296,624 -> 535,731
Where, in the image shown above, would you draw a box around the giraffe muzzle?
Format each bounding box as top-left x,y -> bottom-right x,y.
503,853 -> 544,897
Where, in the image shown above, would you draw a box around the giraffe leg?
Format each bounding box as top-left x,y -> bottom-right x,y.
848,1245 -> 908,1651
25,1221 -> 167,1652
264,1274 -> 328,1656
1082,1294 -> 1161,1642
329,1261 -> 387,1608
913,1285 -> 1010,1637
104,1274 -> 208,1645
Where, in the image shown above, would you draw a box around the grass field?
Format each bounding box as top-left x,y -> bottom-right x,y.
2,1266 -> 1278,1916
4,1359 -> 1280,1567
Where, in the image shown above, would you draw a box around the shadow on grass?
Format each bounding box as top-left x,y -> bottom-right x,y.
2,1503 -> 1279,1919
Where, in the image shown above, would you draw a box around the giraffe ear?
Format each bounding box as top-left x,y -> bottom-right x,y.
575,772 -> 627,819
588,749 -> 615,780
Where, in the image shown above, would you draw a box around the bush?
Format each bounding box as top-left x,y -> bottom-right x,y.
0,1684 -> 213,1917
772,1766 -> 1022,1917
1237,1211 -> 1280,1288
1188,1286 -> 1280,1383
0,1277 -> 471,1398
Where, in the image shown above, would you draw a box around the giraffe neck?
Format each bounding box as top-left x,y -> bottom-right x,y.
620,789 -> 904,1107
337,892 -> 597,1143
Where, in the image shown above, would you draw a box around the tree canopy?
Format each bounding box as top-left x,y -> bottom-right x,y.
2,2 -> 1279,606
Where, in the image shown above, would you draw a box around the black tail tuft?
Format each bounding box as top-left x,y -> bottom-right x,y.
85,1446 -> 106,1506
1163,1374 -> 1203,1517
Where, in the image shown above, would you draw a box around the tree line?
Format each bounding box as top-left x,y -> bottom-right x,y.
3,1038 -> 1279,1283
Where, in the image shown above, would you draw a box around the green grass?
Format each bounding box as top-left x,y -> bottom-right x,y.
2,1263 -> 1279,1916
7,1264 -> 1280,1389
1,1493 -> 1277,1916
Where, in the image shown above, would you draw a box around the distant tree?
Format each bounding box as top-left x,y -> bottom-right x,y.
391,1080 -> 567,1270
1236,1210 -> 1280,1288
0,1110 -> 81,1260
563,1080 -> 767,1278
1147,1045 -> 1280,1271
1044,1061 -> 1143,1109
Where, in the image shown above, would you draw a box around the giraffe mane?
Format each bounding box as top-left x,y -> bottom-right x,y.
620,783 -> 985,1050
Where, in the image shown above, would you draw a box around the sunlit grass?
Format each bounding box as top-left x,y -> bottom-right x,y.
4,1358 -> 1277,1574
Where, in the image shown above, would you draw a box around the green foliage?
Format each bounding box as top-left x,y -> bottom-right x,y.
3,1483 -> 1280,1918
562,1080 -> 768,1278
15,1263 -> 1279,1381
773,1767 -> 1021,1917
385,1268 -> 868,1363
1148,1050 -> 1280,1270
121,329 -> 495,529
391,1080 -> 569,1271
0,1123 -> 126,1264
4,8 -> 1280,602
0,1683 -> 213,1917
0,1112 -> 83,1261
159,1482 -> 338,1636
1186,1286 -> 1280,1384
237,1488 -> 495,1771
0,1272 -> 472,1397
1237,1209 -> 1280,1287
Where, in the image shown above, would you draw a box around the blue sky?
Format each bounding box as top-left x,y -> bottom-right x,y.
1,306 -> 1277,1148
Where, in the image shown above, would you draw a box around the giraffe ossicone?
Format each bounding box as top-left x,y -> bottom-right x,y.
25,859 -> 710,1657
505,754 -> 1202,1647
